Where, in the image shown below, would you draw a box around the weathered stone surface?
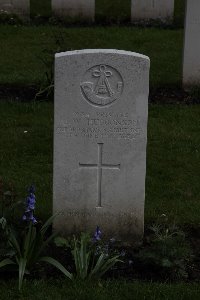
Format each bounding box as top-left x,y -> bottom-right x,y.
131,0 -> 174,22
183,0 -> 200,86
52,0 -> 95,21
53,49 -> 150,243
0,0 -> 29,19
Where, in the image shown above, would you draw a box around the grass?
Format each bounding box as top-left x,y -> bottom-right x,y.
0,279 -> 200,299
0,25 -> 183,88
0,102 -> 199,225
0,102 -> 53,220
146,104 -> 200,224
0,0 -> 186,89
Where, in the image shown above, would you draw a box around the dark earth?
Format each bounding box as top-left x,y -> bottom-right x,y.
0,85 -> 200,105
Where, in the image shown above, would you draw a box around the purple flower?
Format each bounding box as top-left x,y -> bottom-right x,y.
22,185 -> 37,224
93,226 -> 102,242
26,193 -> 36,211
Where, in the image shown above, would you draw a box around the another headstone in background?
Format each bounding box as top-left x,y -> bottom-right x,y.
52,0 -> 95,22
53,49 -> 150,243
183,0 -> 200,86
30,0 -> 51,19
131,0 -> 174,23
95,0 -> 131,24
0,0 -> 30,19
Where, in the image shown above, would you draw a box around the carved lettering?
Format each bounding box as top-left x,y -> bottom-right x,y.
56,110 -> 142,140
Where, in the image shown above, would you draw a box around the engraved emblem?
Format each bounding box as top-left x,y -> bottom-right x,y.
81,64 -> 123,107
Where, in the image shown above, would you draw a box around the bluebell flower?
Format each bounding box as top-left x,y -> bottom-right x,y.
93,226 -> 102,242
22,185 -> 37,224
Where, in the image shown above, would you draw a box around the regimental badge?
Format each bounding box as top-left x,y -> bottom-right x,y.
81,64 -> 124,107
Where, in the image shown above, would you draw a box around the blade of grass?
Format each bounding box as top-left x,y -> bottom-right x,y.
40,256 -> 73,280
0,258 -> 16,268
18,258 -> 27,290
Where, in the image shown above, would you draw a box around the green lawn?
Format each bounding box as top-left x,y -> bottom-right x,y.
0,102 -> 53,219
146,104 -> 200,224
0,102 -> 199,225
0,279 -> 199,299
0,25 -> 183,88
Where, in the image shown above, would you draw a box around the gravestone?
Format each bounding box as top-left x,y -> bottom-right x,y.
0,0 -> 30,19
183,0 -> 200,86
52,0 -> 95,22
131,0 -> 174,22
53,49 -> 150,243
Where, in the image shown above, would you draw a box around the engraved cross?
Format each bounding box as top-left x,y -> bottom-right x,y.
79,143 -> 120,208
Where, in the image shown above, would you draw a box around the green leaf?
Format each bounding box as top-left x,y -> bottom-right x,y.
34,231 -> 57,261
18,258 -> 27,291
39,256 -> 73,280
80,235 -> 87,278
90,255 -> 122,279
3,191 -> 12,197
72,235 -> 94,279
72,240 -> 80,277
0,258 -> 16,269
162,258 -> 172,268
54,236 -> 69,248
0,217 -> 7,229
23,223 -> 36,259
8,229 -> 21,257
40,214 -> 58,236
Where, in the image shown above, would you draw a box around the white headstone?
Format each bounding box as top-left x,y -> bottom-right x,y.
53,49 -> 150,243
183,0 -> 200,86
131,0 -> 174,22
0,0 -> 29,19
52,0 -> 95,22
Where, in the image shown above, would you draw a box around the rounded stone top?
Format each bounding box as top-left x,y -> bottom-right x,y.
55,49 -> 150,63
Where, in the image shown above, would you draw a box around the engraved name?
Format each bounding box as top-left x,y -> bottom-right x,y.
57,111 -> 142,140
64,210 -> 135,218
57,126 -> 141,140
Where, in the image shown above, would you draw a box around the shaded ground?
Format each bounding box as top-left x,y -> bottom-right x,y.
1,85 -> 200,105
0,279 -> 199,300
